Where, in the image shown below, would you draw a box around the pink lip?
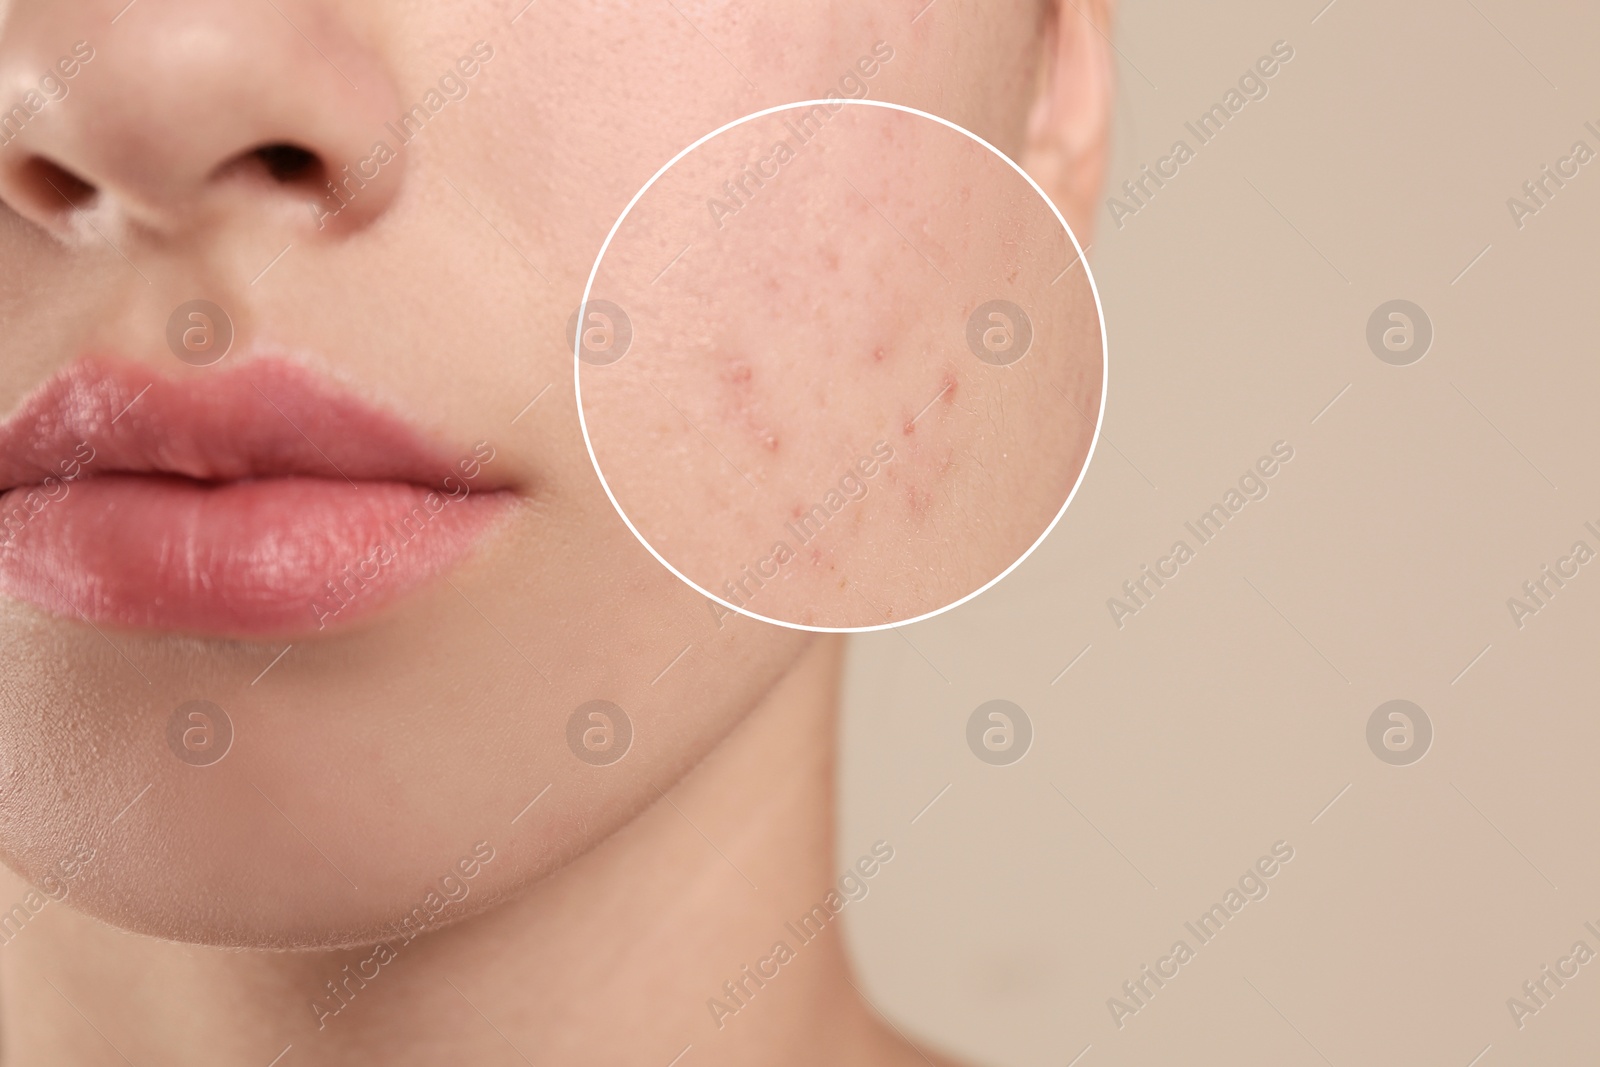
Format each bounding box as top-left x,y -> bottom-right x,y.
0,357 -> 513,638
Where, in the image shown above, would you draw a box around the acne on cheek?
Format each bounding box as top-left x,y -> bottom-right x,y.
900,368 -> 959,437
715,357 -> 781,453
891,440 -> 962,527
889,367 -> 972,528
706,339 -> 967,552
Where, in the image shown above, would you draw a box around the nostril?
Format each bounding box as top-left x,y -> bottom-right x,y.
254,143 -> 321,184
17,156 -> 97,214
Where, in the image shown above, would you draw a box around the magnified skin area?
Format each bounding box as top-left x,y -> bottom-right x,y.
581,104 -> 1103,629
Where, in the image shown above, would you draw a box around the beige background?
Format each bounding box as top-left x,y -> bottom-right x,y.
841,1 -> 1600,1063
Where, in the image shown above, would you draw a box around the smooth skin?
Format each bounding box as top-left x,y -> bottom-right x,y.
0,1 -> 1111,1063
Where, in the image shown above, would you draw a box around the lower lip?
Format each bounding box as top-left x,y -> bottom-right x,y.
0,475 -> 510,637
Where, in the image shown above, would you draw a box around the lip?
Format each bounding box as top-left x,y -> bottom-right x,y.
0,356 -> 514,638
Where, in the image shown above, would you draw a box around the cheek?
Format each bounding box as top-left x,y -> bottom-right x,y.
580,251 -> 968,626
578,103 -> 1100,628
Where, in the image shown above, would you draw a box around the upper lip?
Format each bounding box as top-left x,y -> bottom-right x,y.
0,355 -> 505,493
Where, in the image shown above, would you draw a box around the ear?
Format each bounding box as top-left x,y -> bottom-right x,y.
1021,0 -> 1116,243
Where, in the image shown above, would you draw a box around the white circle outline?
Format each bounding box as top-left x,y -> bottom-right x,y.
575,98 -> 1109,634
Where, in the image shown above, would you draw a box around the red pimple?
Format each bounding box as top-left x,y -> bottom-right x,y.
904,484 -> 934,518
872,345 -> 887,363
940,369 -> 958,402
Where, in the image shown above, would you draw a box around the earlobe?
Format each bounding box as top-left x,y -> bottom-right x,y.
1021,0 -> 1116,242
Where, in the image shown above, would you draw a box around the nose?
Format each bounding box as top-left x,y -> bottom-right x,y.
0,0 -> 403,240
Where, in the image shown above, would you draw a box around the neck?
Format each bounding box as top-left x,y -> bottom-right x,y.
0,635 -> 926,1066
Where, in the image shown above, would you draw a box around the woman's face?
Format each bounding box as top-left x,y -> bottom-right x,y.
0,0 -> 1098,947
